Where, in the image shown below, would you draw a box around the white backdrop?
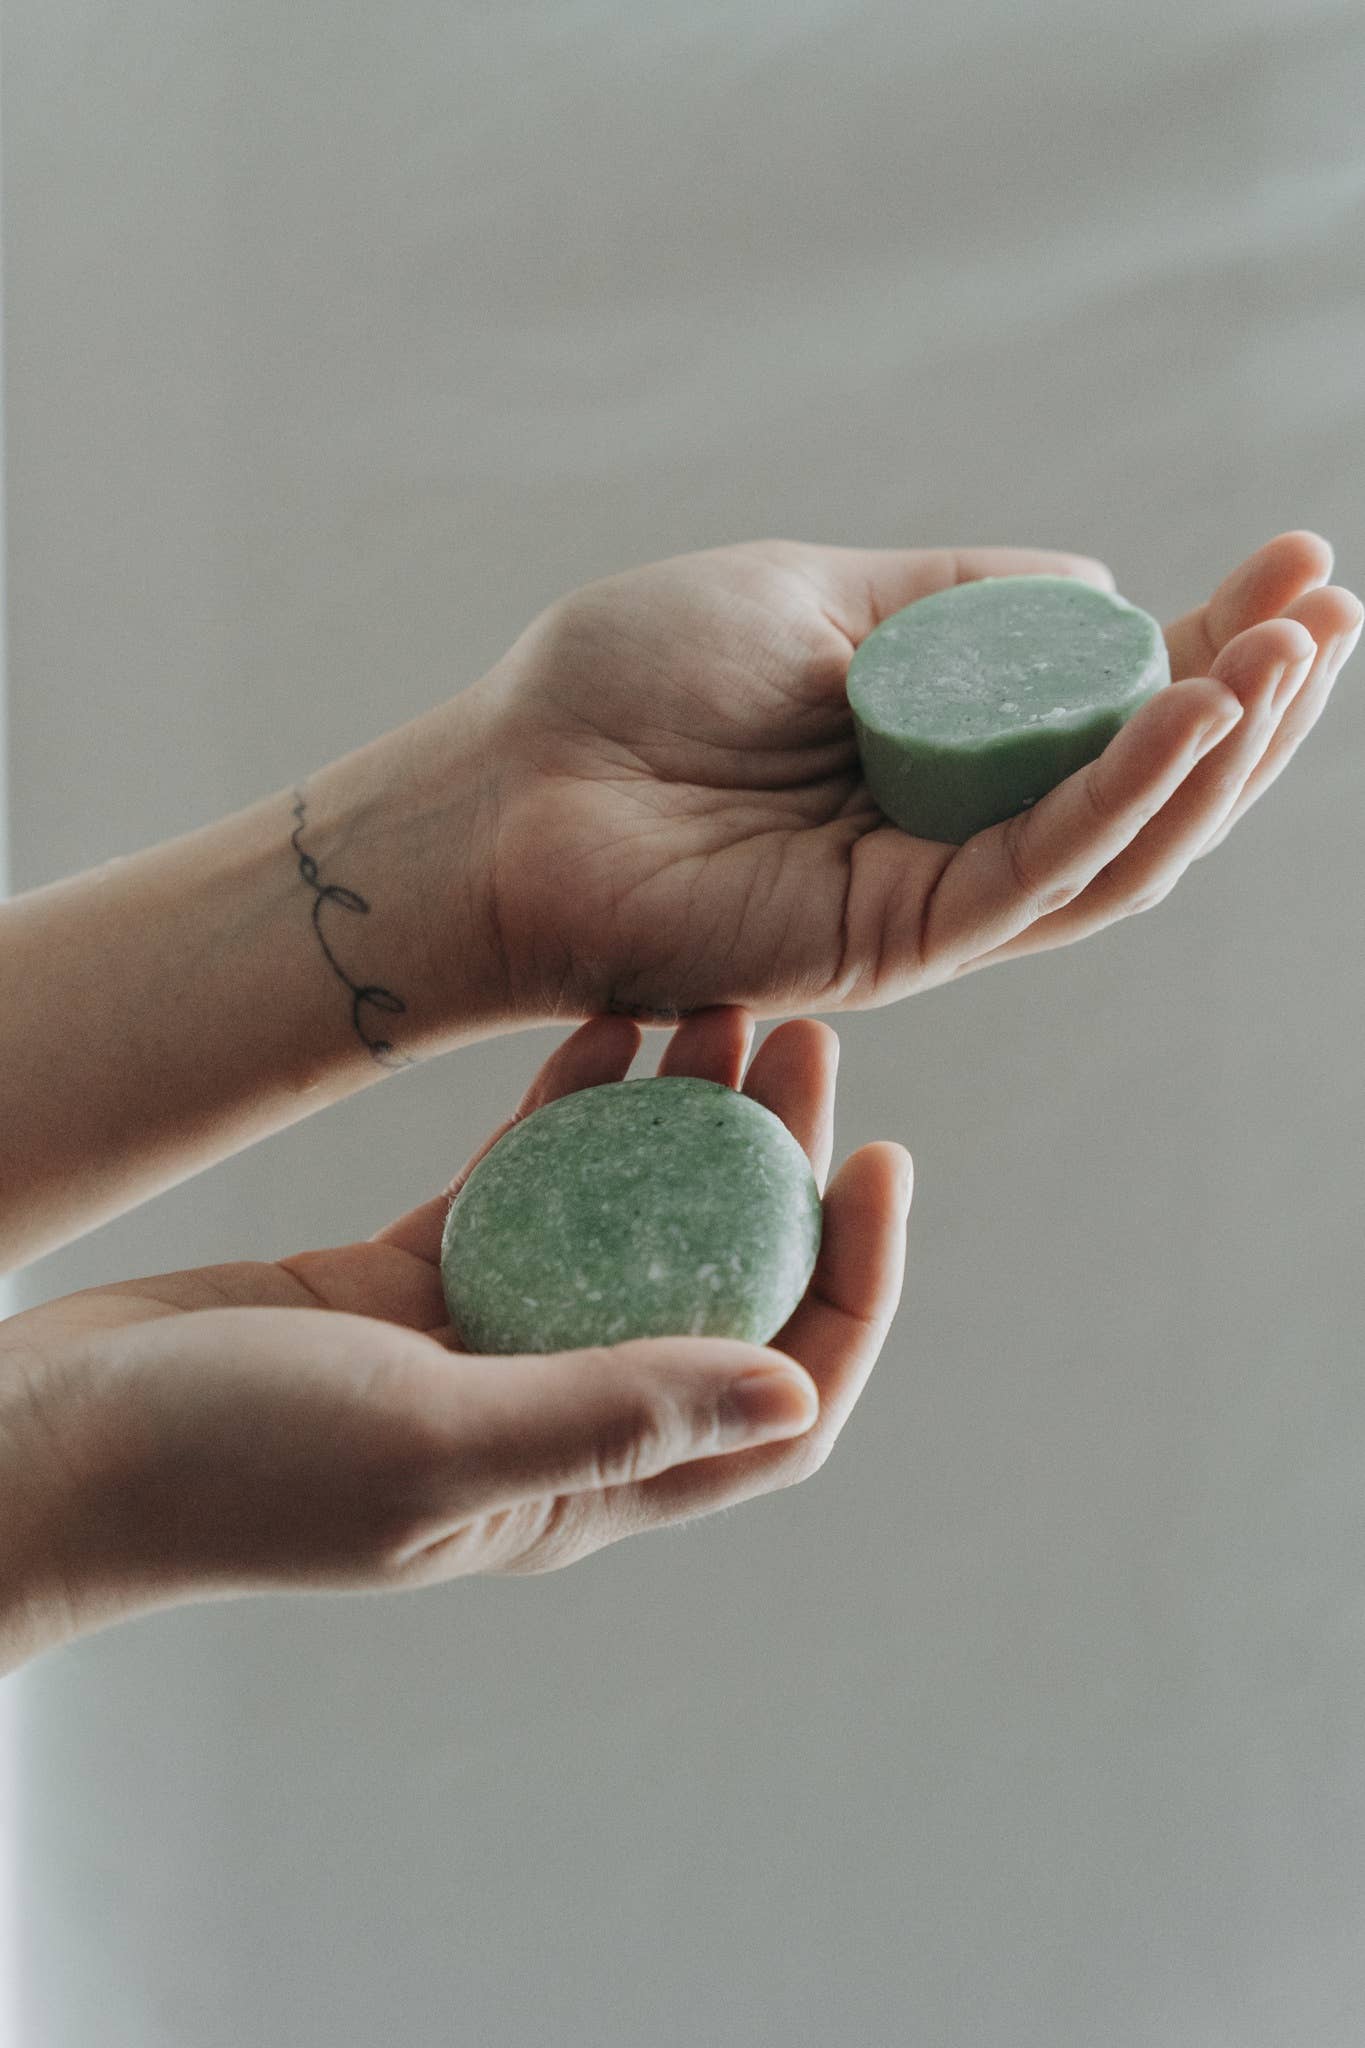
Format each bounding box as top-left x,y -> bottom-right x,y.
4,3 -> 1364,2044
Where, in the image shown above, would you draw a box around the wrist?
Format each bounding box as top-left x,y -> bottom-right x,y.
298,678 -> 523,1054
0,1340 -> 95,1672
0,672 -> 527,1274
0,1325 -> 194,1669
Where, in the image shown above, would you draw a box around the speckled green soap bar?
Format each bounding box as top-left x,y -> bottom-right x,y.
846,575 -> 1170,844
440,1077 -> 823,1354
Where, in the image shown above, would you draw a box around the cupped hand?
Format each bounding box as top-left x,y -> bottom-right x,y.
476,533 -> 1361,1017
0,1010 -> 909,1664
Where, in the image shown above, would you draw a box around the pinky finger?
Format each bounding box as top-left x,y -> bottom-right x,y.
1201,601 -> 1363,855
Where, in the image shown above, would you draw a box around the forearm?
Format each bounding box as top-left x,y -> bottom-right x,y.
0,683 -> 516,1270
0,1329 -> 146,1672
0,1503 -> 65,1676
0,1340 -> 80,1673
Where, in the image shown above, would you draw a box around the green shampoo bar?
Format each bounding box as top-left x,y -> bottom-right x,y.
440,1076 -> 823,1355
846,575 -> 1170,844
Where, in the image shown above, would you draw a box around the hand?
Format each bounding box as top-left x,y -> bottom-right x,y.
473,532 -> 1362,1016
0,1009 -> 910,1670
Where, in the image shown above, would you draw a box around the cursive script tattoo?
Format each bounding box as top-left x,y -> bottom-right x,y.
290,790 -> 412,1069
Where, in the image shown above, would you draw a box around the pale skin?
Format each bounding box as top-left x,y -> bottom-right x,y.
0,1008 -> 907,1672
0,530 -> 1359,1668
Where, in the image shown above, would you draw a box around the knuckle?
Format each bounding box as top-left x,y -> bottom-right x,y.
1036,879 -> 1078,917
1079,762 -> 1112,831
1001,813 -> 1041,908
580,1364 -> 690,1491
499,1494 -> 600,1576
1002,813 -> 1072,919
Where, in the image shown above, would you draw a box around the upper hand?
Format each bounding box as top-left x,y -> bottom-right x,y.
474,533 -> 1361,1018
0,1009 -> 909,1667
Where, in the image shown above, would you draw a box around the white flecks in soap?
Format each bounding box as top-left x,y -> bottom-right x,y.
440,1076 -> 824,1355
850,578 -> 1162,739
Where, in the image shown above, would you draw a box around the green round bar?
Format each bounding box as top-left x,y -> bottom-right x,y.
846,574 -> 1170,844
440,1076 -> 823,1355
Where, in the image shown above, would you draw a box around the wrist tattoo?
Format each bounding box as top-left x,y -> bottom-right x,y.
290,790 -> 412,1070
605,994 -> 686,1025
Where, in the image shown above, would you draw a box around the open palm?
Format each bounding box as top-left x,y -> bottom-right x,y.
482,532 -> 1360,1020
1,1008 -> 906,1645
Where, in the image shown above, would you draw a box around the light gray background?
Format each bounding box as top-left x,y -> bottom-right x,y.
5,3 -> 1363,2044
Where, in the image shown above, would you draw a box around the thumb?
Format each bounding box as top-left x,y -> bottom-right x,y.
435,1338 -> 820,1511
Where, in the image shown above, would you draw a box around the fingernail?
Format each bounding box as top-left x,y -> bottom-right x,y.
720,1366 -> 819,1442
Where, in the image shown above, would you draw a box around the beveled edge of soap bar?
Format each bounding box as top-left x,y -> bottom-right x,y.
867,572 -> 1160,640
844,576 -> 1172,842
846,574 -> 1170,750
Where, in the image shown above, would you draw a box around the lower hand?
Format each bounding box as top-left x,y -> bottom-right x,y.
467,531 -> 1360,1018
0,1009 -> 910,1670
